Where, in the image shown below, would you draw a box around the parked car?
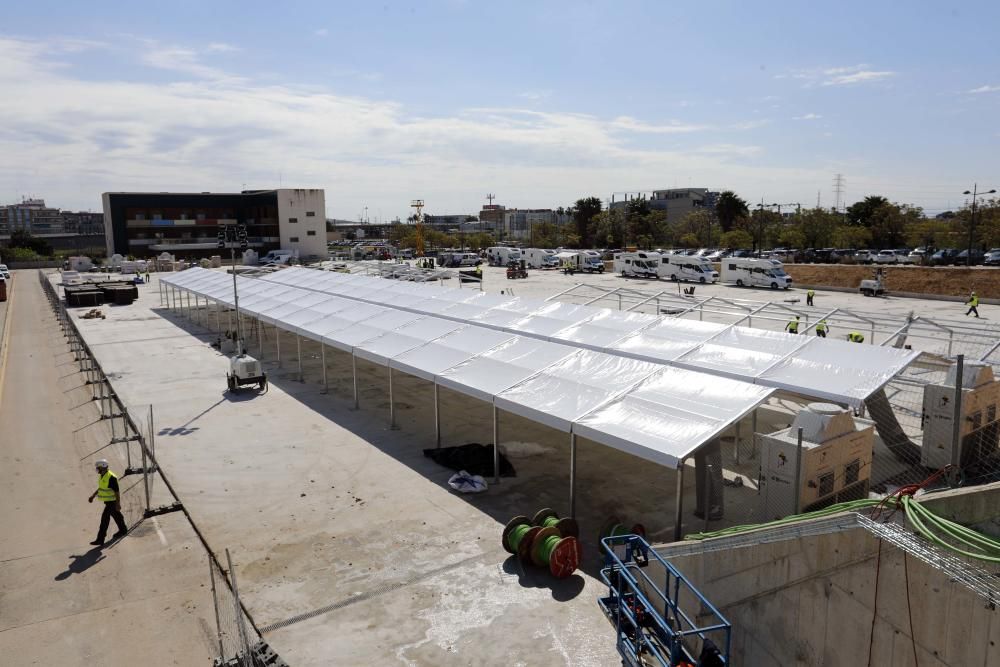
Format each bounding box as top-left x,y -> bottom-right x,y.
874,249 -> 903,264
895,249 -> 916,265
855,250 -> 876,264
930,248 -> 958,266
984,249 -> 1000,266
907,247 -> 928,265
954,249 -> 985,266
0,264 -> 9,280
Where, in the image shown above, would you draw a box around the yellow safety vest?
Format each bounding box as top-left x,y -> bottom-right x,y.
97,470 -> 118,502
816,320 -> 828,332
970,295 -> 979,307
848,332 -> 865,343
807,290 -> 815,297
786,320 -> 799,334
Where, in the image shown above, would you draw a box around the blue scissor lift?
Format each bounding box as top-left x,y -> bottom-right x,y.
599,535 -> 731,666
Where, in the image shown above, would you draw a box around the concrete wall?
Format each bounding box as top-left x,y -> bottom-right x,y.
276,189 -> 326,259
650,485 -> 1000,666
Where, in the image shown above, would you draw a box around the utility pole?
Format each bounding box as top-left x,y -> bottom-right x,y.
833,174 -> 845,213
485,193 -> 495,238
964,184 -> 997,266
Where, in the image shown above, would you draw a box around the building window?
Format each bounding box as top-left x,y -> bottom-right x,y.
306,230 -> 316,236
305,211 -> 316,217
289,236 -> 299,242
288,217 -> 298,223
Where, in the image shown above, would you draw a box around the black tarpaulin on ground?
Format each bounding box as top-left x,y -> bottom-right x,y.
423,443 -> 516,477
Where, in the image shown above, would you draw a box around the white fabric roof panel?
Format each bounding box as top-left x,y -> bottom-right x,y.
255,293 -> 329,325
506,301 -> 600,339
610,318 -> 727,363
552,309 -> 658,350
354,317 -> 466,365
390,327 -> 516,381
673,327 -> 812,381
573,367 -> 774,468
757,339 -> 920,404
281,306 -> 346,337
437,337 -> 578,403
320,309 -> 424,353
495,350 -> 663,432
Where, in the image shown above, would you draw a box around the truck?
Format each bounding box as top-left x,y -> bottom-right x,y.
260,249 -> 296,265
525,248 -> 559,269
662,254 -> 719,283
720,257 -> 793,289
613,251 -> 661,278
486,246 -> 522,266
555,250 -> 605,274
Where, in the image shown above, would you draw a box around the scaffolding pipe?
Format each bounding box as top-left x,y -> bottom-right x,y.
352,355 -> 359,409
950,355 -> 965,486
388,366 -> 396,428
297,334 -> 302,381
794,427 -> 804,515
569,433 -> 577,518
321,344 -> 328,393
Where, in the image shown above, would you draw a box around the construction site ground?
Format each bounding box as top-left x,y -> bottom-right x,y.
5,264 -> 996,665
778,262 -> 1000,299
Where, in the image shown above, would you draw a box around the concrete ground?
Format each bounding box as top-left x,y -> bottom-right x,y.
0,271 -> 217,666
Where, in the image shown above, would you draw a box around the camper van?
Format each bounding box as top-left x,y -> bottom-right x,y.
720,257 -> 793,289
261,249 -> 296,265
662,254 -> 719,283
486,246 -> 523,266
525,248 -> 559,269
613,251 -> 661,278
555,250 -> 605,273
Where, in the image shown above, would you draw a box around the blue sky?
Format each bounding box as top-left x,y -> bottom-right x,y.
1,0 -> 998,220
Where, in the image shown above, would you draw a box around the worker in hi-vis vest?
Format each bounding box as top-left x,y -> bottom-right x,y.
815,319 -> 828,338
806,289 -> 815,307
966,291 -> 980,318
785,315 -> 800,334
848,331 -> 865,344
88,459 -> 127,547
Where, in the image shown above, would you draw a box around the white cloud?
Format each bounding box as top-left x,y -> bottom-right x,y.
314,28 -> 329,37
206,42 -> 239,53
793,113 -> 822,120
821,70 -> 894,86
0,36 -> 832,217
610,116 -> 707,134
517,90 -> 551,101
969,84 -> 1000,94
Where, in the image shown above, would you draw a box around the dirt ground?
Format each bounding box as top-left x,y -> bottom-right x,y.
761,264 -> 1000,298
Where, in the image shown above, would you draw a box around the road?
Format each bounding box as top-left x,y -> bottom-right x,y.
0,271 -> 217,666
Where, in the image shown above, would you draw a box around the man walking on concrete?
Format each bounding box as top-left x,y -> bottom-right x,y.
88,459 -> 127,546
966,291 -> 980,318
806,289 -> 815,307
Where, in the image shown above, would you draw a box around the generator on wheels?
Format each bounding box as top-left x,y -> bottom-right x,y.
227,354 -> 267,393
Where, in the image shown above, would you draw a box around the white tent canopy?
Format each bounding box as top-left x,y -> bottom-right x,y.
255,267 -> 918,406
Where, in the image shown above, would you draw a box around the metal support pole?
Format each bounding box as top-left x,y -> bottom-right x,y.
434,382 -> 441,447
751,409 -> 758,459
215,300 -> 220,333
141,431 -> 150,512
225,549 -> 253,663
159,280 -> 164,306
208,559 -> 225,660
703,464 -> 713,532
276,326 -> 281,366
735,419 -> 742,465
352,354 -> 359,409
321,344 -> 328,393
673,460 -> 685,541
492,404 -> 500,484
388,366 -> 396,428
950,355 -> 965,486
297,334 -> 302,381
794,427 -> 804,515
870,321 -> 875,345
569,433 -> 577,518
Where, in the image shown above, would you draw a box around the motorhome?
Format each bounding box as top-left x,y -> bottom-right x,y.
555,250 -> 605,273
720,257 -> 793,289
525,248 -> 559,269
486,246 -> 522,266
613,251 -> 661,278
662,254 -> 719,283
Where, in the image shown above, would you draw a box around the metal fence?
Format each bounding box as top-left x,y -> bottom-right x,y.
38,271 -> 283,667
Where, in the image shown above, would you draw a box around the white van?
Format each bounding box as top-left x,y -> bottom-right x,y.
525,248 -> 559,269
721,257 -> 793,289
613,252 -> 661,278
555,250 -> 605,273
261,249 -> 295,265
486,246 -> 522,266
662,254 -> 719,283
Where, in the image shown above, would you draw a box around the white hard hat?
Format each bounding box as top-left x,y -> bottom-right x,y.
95,459 -> 109,469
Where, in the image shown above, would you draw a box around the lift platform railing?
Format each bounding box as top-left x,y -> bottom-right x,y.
600,534 -> 731,666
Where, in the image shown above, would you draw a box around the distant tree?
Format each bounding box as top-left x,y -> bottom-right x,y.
715,191 -> 749,232
8,229 -> 52,256
831,225 -> 871,249
906,219 -> 954,250
465,215 -> 478,222
720,229 -> 753,249
796,207 -> 839,248
748,209 -> 783,251
778,227 -> 806,249
846,195 -> 890,227
678,232 -> 700,248
572,196 -> 603,247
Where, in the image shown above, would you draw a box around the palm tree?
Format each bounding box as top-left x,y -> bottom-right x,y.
716,191 -> 749,233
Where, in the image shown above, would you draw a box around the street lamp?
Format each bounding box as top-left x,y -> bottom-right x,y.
964,184 -> 997,266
